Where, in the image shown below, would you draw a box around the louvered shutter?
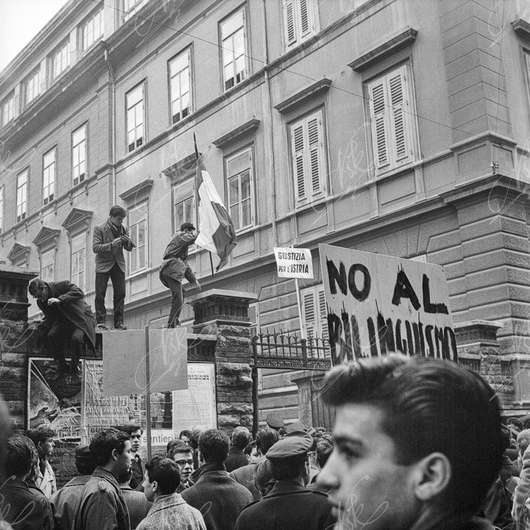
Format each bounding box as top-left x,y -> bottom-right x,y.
388,66 -> 410,163
317,287 -> 329,341
284,0 -> 297,47
307,114 -> 323,196
303,290 -> 316,338
368,80 -> 389,169
291,123 -> 306,201
300,0 -> 311,37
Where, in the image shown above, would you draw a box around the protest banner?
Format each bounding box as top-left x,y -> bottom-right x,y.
274,247 -> 314,279
319,244 -> 455,364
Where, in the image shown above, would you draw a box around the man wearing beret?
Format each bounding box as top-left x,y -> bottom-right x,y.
234,435 -> 335,530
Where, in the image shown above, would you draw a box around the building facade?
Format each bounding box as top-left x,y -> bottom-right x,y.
1,0 -> 530,423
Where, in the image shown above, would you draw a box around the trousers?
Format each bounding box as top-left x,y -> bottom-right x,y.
46,320 -> 84,365
165,276 -> 184,328
95,264 -> 126,326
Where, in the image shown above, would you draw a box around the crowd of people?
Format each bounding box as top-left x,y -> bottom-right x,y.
0,354 -> 529,529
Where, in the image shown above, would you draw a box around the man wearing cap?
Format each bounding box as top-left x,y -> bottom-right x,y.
234,435 -> 335,530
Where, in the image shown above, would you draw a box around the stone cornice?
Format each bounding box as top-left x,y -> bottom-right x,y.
275,78 -> 332,114
62,207 -> 93,233
7,242 -> 31,263
212,118 -> 261,149
348,26 -> 418,71
512,17 -> 530,39
162,153 -> 197,183
32,226 -> 61,249
119,178 -> 154,203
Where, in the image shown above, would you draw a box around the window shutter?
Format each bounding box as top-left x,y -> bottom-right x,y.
292,123 -> 306,201
285,0 -> 296,46
307,114 -> 323,196
300,0 -> 311,36
303,290 -> 316,338
317,287 -> 329,342
368,80 -> 389,169
388,67 -> 410,163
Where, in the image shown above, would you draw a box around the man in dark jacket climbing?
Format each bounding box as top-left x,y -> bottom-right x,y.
29,277 -> 96,374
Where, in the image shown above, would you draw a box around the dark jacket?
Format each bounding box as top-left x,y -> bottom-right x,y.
229,463 -> 260,501
159,231 -> 197,286
129,455 -> 144,490
51,474 -> 91,530
93,220 -> 134,273
38,281 -> 96,348
74,466 -> 131,530
225,448 -> 249,473
119,485 -> 151,529
181,463 -> 253,530
0,477 -> 54,530
234,480 -> 334,530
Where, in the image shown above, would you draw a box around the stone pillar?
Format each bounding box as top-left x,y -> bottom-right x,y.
189,289 -> 257,432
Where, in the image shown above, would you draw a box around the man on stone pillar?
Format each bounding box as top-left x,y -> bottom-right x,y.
159,222 -> 200,328
93,205 -> 135,331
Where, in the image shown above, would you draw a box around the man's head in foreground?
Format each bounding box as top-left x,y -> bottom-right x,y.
316,355 -> 503,530
89,428 -> 132,479
143,456 -> 180,502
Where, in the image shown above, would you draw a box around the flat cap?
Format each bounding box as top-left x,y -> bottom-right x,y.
265,413 -> 284,430
266,435 -> 313,461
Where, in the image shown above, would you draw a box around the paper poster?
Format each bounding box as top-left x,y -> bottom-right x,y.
274,247 -> 314,279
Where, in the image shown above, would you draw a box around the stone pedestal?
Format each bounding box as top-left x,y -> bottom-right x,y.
189,289 -> 257,432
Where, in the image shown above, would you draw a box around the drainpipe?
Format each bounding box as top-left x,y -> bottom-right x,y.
104,44 -> 117,205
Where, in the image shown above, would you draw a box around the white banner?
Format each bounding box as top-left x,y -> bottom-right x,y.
274,247 -> 313,279
319,244 -> 455,364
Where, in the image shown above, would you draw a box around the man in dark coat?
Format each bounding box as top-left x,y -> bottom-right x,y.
93,205 -> 135,330
29,277 -> 96,374
181,429 -> 252,530
159,222 -> 199,327
234,436 -> 335,530
225,427 -> 250,473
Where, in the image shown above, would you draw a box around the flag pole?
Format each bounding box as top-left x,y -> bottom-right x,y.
144,325 -> 152,461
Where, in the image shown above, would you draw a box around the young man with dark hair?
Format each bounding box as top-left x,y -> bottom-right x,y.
0,435 -> 54,530
115,424 -> 144,489
93,205 -> 135,330
74,428 -> 133,530
234,436 -> 334,530
51,445 -> 97,530
225,426 -> 250,472
167,439 -> 194,492
182,429 -> 253,530
159,222 -> 200,328
316,354 -> 505,530
138,456 -> 205,530
25,425 -> 57,498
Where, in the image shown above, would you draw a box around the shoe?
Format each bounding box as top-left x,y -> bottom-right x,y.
114,323 -> 127,330
96,323 -> 108,331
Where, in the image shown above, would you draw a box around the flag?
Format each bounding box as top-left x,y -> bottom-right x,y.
195,157 -> 237,271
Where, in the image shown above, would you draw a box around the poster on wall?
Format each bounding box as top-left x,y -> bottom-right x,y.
319,244 -> 455,365
27,357 -> 82,439
172,363 -> 216,432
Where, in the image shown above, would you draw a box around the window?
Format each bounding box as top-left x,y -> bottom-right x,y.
220,8 -> 247,91
1,93 -> 15,126
226,148 -> 253,231
173,194 -> 195,232
302,285 -> 328,341
126,83 -> 145,152
24,67 -> 42,107
16,170 -> 28,223
366,63 -> 416,173
51,39 -> 70,80
0,187 -> 4,234
283,0 -> 317,49
169,48 -> 192,124
128,201 -> 148,273
72,124 -> 87,185
43,148 -> 56,204
289,109 -> 326,204
40,248 -> 55,282
71,232 -> 86,291
123,0 -> 146,20
81,8 -> 104,51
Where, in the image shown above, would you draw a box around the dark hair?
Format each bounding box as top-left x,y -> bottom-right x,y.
109,205 -> 126,218
180,222 -> 195,231
166,439 -> 192,459
315,439 -> 333,468
179,430 -> 192,440
6,435 -> 38,478
113,424 -> 143,436
190,428 -> 203,450
89,428 -> 130,466
28,278 -> 46,297
75,446 -> 97,475
256,428 -> 279,455
117,468 -> 133,485
270,454 -> 307,481
321,354 -> 504,514
146,456 -> 180,494
231,427 -> 251,450
26,425 -> 56,446
199,429 -> 229,464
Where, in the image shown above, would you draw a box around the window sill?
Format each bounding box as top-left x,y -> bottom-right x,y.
295,194 -> 327,211
126,268 -> 148,281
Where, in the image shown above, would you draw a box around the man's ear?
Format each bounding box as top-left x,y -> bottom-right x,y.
111,448 -> 119,462
151,479 -> 158,494
412,452 -> 451,501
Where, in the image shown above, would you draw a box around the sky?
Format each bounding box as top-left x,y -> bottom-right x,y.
0,0 -> 70,72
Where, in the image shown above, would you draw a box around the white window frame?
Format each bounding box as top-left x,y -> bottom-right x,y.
220,7 -> 247,92
1,93 -> 15,126
123,0 -> 147,20
24,67 -> 42,107
81,7 -> 104,51
366,62 -> 417,175
70,232 -> 87,291
72,124 -> 87,186
16,169 -> 28,223
51,39 -> 71,81
172,190 -> 195,233
226,147 -> 254,232
126,83 -> 145,153
128,201 -> 148,274
42,148 -> 56,205
283,0 -> 318,49
169,47 -> 192,125
301,284 -> 328,341
289,108 -> 327,206
0,186 -> 4,234
40,248 -> 55,283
